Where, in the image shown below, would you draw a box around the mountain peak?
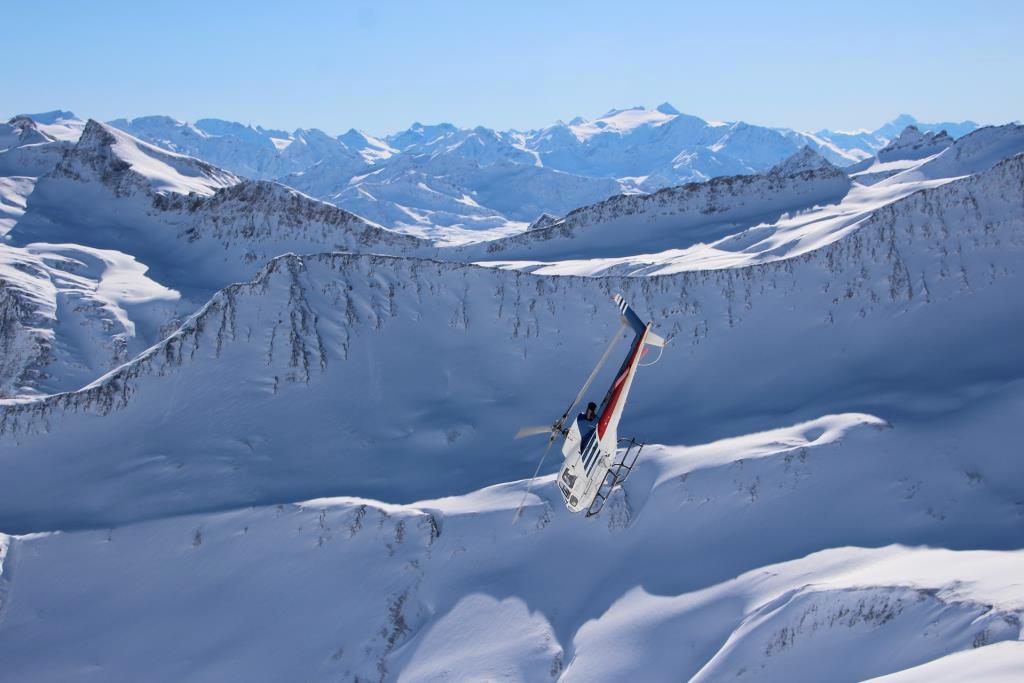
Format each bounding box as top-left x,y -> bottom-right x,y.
20,110 -> 78,124
58,119 -> 241,197
768,146 -> 841,177
472,124 -> 498,138
877,125 -> 954,161
601,105 -> 645,118
0,115 -> 57,150
656,102 -> 681,115
77,118 -> 119,150
527,212 -> 560,231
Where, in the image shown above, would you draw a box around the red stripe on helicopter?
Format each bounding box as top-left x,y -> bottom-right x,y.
597,330 -> 648,439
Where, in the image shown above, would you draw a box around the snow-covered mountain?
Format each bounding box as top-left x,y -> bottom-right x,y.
794,113 -> 980,163
846,125 -> 956,184
518,106 -> 978,186
872,113 -> 980,142
467,147 -> 853,262
100,106 -> 981,236
0,115 -> 76,178
0,101 -> 1017,680
1,121 -> 431,398
473,125 -> 1024,275
108,115 -> 370,181
2,138 -> 1021,528
2,412 -> 1023,680
290,126 -> 622,235
1,145 -> 1022,674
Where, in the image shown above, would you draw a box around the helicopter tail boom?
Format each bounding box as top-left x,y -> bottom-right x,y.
613,293 -> 665,347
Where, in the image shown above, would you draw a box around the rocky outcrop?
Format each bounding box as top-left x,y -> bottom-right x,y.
877,125 -> 954,162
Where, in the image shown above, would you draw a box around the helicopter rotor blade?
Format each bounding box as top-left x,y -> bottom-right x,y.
512,434 -> 558,525
514,425 -> 555,440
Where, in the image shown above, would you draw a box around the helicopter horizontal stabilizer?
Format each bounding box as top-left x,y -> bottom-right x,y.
645,330 -> 665,347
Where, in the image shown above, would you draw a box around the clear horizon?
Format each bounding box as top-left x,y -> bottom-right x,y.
5,0 -> 1022,137
4,104 -> 1000,140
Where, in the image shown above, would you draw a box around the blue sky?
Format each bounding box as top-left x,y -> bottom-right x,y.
5,0 -> 1021,135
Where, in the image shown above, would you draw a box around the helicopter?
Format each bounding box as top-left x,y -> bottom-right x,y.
514,294 -> 665,519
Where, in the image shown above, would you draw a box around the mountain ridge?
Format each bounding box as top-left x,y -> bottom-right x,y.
88,107 -> 982,234
2,150 -> 1021,529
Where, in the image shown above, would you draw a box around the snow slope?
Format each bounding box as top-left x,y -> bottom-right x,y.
465,147 -> 852,262
0,176 -> 34,236
13,120 -> 432,288
1,121 -> 433,398
845,126 -> 955,186
2,142 -> 1022,531
55,119 -> 241,197
0,116 -> 74,183
12,109 -> 85,142
801,113 -> 978,163
475,125 -> 1024,275
867,642 -> 1024,682
1,411 -> 1021,681
0,242 -> 180,397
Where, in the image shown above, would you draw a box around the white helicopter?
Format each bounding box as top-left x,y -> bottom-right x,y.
514,294 -> 665,518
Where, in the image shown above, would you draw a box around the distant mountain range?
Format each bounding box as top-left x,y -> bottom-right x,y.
88,106 -> 978,234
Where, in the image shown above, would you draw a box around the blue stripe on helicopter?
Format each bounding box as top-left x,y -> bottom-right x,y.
613,294 -> 647,337
579,436 -> 593,467
582,437 -> 602,474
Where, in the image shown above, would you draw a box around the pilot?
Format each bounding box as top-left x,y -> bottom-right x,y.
576,401 -> 598,451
